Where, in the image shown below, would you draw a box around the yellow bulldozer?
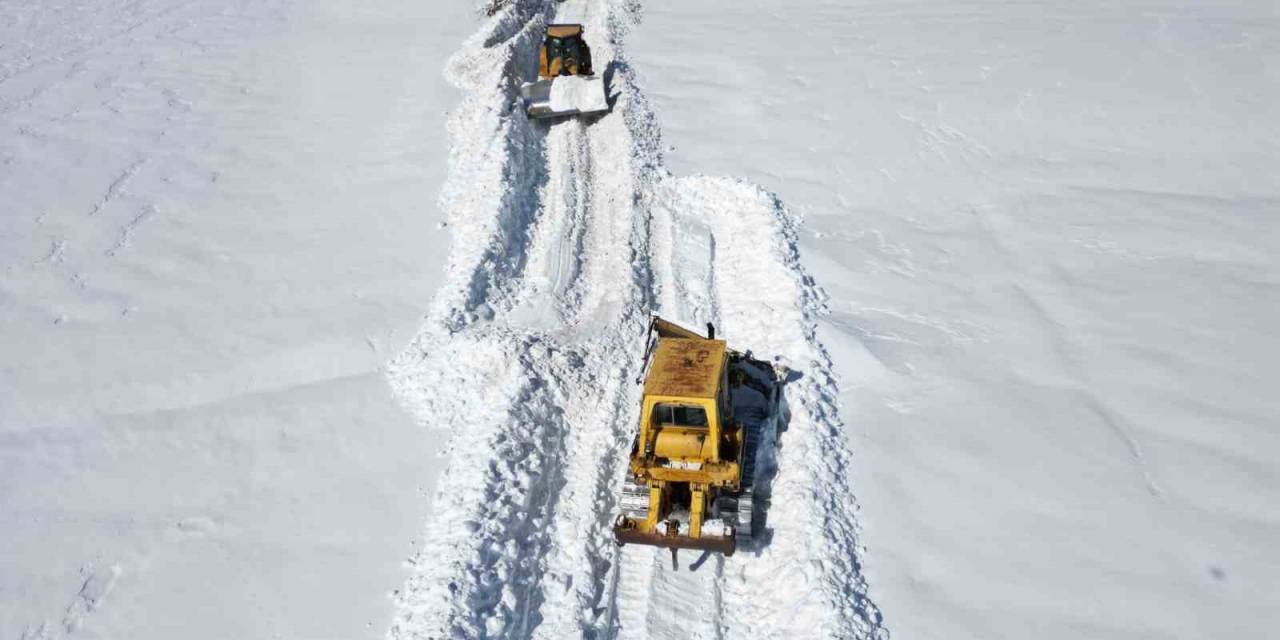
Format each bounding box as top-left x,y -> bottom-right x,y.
613,317 -> 779,562
520,24 -> 610,119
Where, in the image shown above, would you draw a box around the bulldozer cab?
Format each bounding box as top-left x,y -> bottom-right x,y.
539,23 -> 593,78
638,337 -> 730,464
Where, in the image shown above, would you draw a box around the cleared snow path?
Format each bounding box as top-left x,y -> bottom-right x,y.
388,1 -> 886,638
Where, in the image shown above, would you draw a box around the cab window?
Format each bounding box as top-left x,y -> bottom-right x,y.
654,404 -> 708,429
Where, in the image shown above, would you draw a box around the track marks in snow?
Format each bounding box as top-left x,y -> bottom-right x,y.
389,0 -> 887,638
509,123 -> 593,329
388,2 -> 657,638
62,565 -> 121,635
389,12 -> 566,634
609,547 -> 723,640
0,0 -> 203,116
389,332 -> 578,638
105,204 -> 156,256
87,158 -> 147,216
644,176 -> 888,638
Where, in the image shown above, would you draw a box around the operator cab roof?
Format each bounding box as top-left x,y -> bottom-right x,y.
546,24 -> 584,38
643,338 -> 727,399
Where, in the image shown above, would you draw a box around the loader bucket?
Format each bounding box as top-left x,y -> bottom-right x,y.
521,75 -> 609,120
613,521 -> 737,556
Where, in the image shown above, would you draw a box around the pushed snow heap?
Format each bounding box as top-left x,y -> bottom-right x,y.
548,75 -> 609,114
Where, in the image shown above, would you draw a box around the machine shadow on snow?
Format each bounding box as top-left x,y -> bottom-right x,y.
601,60 -> 621,109
740,364 -> 800,554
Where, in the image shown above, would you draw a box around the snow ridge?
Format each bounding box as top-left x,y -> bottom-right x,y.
387,0 -> 887,638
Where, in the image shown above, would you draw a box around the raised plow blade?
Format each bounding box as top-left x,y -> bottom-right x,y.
521,75 -> 609,120
613,521 -> 738,556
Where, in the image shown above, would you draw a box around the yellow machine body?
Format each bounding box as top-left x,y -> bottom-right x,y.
614,318 -> 747,556
537,24 -> 594,79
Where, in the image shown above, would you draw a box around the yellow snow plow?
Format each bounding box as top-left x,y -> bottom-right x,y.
520,24 -> 609,119
614,317 -> 777,560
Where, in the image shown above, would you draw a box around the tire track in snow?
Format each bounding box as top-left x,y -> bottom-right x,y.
506,122 -> 592,330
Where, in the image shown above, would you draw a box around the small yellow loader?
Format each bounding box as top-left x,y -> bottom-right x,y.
520,24 -> 610,119
613,317 -> 779,564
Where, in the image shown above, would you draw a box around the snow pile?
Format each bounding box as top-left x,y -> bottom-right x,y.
549,75 -> 609,114
699,519 -> 729,537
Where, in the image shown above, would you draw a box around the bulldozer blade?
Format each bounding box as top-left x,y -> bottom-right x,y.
520,76 -> 609,120
614,526 -> 737,556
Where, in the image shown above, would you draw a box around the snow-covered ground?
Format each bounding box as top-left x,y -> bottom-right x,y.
631,1 -> 1280,638
5,0 -> 1278,639
1,1 -> 470,638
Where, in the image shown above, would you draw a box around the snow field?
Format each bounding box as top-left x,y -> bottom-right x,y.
1,1 -> 471,638
4,0 -> 1274,638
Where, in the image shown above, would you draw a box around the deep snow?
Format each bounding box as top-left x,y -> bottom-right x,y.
1,1 -> 470,638
3,0 -> 1277,639
631,1 -> 1280,638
